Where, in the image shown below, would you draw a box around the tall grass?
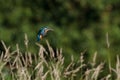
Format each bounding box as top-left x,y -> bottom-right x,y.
0,34 -> 120,80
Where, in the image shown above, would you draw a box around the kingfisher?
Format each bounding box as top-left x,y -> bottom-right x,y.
37,27 -> 53,41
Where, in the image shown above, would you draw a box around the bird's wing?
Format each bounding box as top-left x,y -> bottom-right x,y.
41,29 -> 45,36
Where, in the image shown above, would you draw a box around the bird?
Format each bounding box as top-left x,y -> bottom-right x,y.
37,27 -> 53,41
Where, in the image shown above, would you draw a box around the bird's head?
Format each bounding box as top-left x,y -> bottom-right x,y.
44,27 -> 54,34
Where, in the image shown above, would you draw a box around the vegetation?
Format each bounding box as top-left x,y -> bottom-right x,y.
0,35 -> 120,80
0,0 -> 120,80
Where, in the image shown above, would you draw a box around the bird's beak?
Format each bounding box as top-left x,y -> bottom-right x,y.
46,28 -> 54,32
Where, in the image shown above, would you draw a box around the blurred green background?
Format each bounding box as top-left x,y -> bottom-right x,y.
0,0 -> 120,77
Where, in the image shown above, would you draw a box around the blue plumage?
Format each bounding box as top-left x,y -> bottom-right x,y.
37,27 -> 53,41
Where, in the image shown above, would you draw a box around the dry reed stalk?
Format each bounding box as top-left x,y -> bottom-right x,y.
112,55 -> 120,80
0,34 -> 119,80
106,32 -> 110,48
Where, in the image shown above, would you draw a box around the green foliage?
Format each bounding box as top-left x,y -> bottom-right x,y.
0,0 -> 120,79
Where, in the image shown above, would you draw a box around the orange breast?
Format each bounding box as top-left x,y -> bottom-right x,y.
40,35 -> 43,39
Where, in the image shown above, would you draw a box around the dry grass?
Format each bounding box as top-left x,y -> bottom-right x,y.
0,34 -> 120,80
